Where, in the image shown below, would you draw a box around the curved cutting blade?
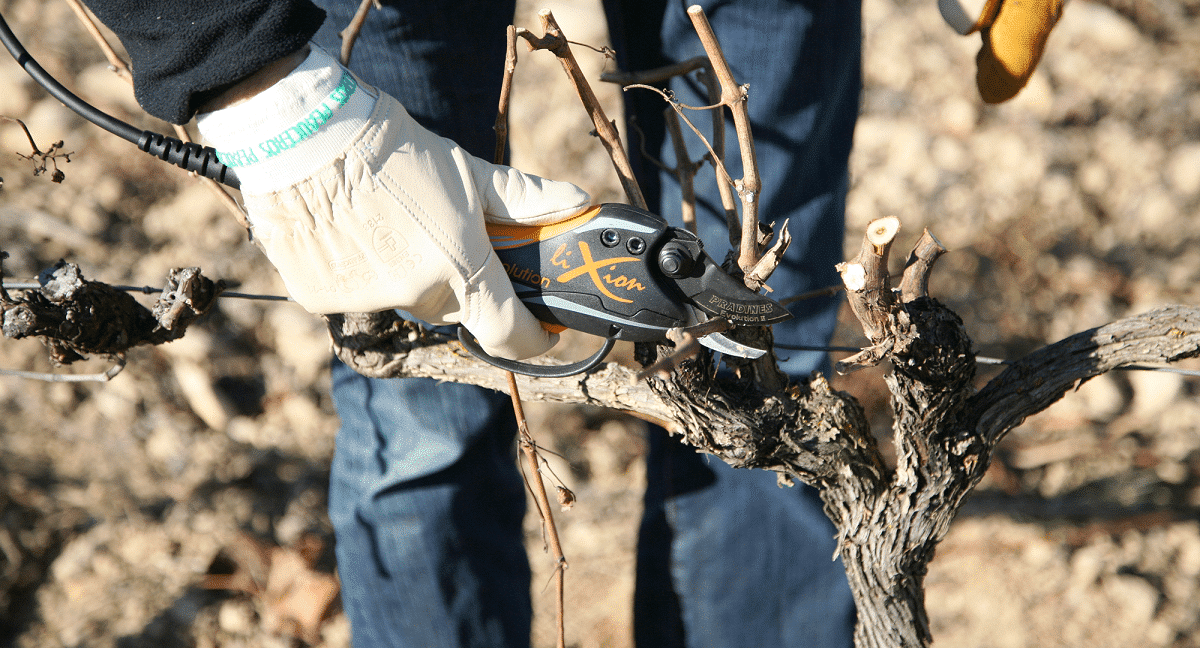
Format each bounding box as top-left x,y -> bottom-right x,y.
674,252 -> 793,326
697,331 -> 768,358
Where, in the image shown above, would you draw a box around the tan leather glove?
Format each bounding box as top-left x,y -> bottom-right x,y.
197,47 -> 591,360
939,0 -> 1066,103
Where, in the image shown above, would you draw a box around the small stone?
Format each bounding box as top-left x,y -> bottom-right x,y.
217,600 -> 254,635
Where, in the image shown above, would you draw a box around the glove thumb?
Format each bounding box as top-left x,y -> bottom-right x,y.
465,155 -> 592,226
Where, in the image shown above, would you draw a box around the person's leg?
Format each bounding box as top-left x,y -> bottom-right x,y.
309,3 -> 530,647
605,0 -> 862,645
638,433 -> 856,648
328,368 -> 531,648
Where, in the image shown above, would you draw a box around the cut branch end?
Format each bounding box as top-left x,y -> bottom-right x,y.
867,216 -> 900,250
900,229 -> 948,302
838,262 -> 867,292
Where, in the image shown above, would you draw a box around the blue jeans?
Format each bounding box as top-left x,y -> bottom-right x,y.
313,1 -> 859,646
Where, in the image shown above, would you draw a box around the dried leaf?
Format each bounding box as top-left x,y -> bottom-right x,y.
556,485 -> 576,511
262,543 -> 340,644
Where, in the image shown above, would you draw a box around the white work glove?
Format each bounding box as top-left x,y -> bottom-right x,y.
197,46 -> 590,360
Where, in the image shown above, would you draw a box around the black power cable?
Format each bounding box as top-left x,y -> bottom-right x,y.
0,11 -> 240,189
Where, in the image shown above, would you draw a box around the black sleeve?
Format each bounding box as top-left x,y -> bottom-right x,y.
82,0 -> 326,124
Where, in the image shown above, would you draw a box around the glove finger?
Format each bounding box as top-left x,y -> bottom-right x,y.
976,0 -> 1064,103
460,252 -> 559,360
464,154 -> 592,225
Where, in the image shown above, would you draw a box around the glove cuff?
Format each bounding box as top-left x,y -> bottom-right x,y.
196,46 -> 377,193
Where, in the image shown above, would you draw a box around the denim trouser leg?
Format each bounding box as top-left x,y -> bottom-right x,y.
329,365 -> 531,648
311,3 -> 530,648
607,1 -> 861,646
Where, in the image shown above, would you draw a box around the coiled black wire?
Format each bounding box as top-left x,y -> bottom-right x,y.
0,11 -> 240,189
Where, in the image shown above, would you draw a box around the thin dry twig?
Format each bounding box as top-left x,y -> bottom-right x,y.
338,0 -> 381,66
62,0 -> 132,82
685,6 -> 762,275
604,56 -> 738,246
664,108 -> 700,233
567,40 -> 615,59
494,26 -> 519,166
600,56 -> 709,86
606,68 -> 723,234
622,84 -> 734,187
628,116 -> 675,175
506,372 -> 568,648
517,9 -> 646,210
617,53 -> 728,238
621,77 -> 749,257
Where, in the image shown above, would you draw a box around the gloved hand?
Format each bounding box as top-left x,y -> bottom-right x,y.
938,0 -> 1066,103
197,46 -> 590,360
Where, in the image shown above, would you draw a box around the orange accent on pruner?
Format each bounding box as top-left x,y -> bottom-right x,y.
487,205 -> 604,250
540,322 -> 568,334
552,241 -> 638,304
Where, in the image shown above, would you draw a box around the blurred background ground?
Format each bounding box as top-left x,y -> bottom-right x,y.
0,0 -> 1198,646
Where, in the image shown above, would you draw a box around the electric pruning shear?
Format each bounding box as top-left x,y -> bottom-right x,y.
458,203 -> 791,376
0,14 -> 792,377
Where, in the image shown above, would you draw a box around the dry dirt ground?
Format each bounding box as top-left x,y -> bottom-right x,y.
0,0 -> 1199,646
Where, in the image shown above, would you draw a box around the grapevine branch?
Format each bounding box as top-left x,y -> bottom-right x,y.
603,57 -> 738,239
0,255 -> 225,366
685,6 -> 761,276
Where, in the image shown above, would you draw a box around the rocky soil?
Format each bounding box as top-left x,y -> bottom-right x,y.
0,0 -> 1198,646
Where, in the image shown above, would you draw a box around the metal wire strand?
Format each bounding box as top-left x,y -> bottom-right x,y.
1,281 -> 291,302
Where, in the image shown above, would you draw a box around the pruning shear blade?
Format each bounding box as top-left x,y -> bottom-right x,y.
698,331 -> 768,359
